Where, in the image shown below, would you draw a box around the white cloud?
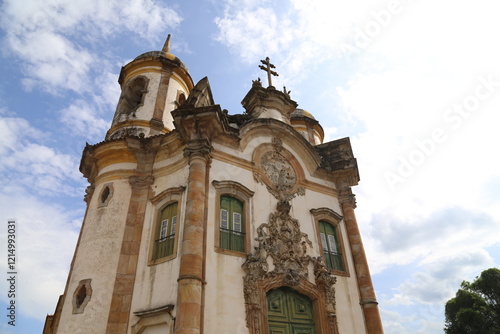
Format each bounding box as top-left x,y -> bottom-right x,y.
0,193 -> 81,321
60,100 -> 110,140
0,116 -> 83,197
215,4 -> 295,64
378,249 -> 494,333
0,0 -> 182,93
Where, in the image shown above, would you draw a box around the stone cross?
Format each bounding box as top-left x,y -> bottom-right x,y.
259,57 -> 279,87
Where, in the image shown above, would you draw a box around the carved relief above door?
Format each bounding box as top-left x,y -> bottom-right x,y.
252,138 -> 305,202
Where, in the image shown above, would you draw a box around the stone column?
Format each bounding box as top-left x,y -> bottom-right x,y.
175,139 -> 211,334
339,187 -> 384,334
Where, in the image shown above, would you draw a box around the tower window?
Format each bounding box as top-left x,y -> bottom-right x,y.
100,187 -> 110,204
219,196 -> 245,252
98,183 -> 114,208
72,279 -> 92,314
319,220 -> 344,271
177,92 -> 186,106
154,202 -> 178,260
75,285 -> 86,308
114,76 -> 149,120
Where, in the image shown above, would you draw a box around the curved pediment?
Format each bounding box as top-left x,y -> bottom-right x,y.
238,118 -> 322,176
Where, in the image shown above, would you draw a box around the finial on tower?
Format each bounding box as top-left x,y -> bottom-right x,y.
162,34 -> 171,53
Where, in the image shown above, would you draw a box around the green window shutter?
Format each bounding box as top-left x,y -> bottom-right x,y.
155,202 -> 178,259
319,221 -> 344,271
220,196 -> 244,252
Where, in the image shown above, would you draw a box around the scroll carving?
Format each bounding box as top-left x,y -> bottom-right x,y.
242,200 -> 338,332
253,138 -> 305,201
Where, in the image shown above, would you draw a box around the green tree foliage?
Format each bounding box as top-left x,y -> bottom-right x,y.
445,268 -> 500,333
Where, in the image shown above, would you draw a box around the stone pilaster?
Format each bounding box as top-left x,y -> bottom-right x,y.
150,68 -> 172,132
175,138 -> 211,334
105,175 -> 154,334
339,187 -> 384,334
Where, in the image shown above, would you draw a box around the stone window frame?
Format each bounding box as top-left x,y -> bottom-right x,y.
310,207 -> 350,277
131,304 -> 174,334
98,183 -> 114,208
72,279 -> 92,314
175,90 -> 187,108
212,180 -> 254,257
148,187 -> 185,265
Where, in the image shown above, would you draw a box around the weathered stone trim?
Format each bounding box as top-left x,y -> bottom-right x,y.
175,140 -> 212,334
339,187 -> 383,334
242,201 -> 339,333
105,175 -> 154,334
131,304 -> 174,334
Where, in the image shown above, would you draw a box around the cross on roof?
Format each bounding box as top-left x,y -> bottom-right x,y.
259,57 -> 279,87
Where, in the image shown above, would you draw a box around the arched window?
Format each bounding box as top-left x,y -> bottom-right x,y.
311,207 -> 348,275
114,76 -> 148,120
212,180 -> 254,256
319,220 -> 344,271
149,187 -> 184,265
219,196 -> 244,252
154,202 -> 178,260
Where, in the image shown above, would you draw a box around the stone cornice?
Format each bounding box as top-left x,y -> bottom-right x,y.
315,137 -> 360,188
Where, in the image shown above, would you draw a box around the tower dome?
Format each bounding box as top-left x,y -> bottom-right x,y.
290,108 -> 324,145
107,35 -> 194,140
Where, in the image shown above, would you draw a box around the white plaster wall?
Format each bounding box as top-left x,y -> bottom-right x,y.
258,108 -> 289,123
163,74 -> 189,130
128,165 -> 190,332
204,162 -> 255,334
57,179 -> 132,334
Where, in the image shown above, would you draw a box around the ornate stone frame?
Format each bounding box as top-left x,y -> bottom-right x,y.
249,274 -> 335,334
72,279 -> 92,314
242,201 -> 339,334
148,186 -> 185,265
212,180 -> 254,257
252,138 -> 306,202
310,208 -> 350,277
98,182 -> 114,208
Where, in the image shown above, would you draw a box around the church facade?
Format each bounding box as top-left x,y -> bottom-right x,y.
43,36 -> 383,334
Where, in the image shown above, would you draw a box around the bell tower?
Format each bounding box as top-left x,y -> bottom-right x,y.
107,34 -> 194,139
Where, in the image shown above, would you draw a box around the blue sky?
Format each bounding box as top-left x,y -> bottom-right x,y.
1,0 -> 499,333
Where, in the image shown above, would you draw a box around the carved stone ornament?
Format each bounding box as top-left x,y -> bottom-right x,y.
242,200 -> 339,333
84,185 -> 95,204
129,175 -> 155,189
253,138 -> 305,201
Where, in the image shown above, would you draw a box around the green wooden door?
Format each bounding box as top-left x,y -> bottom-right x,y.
267,287 -> 315,334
